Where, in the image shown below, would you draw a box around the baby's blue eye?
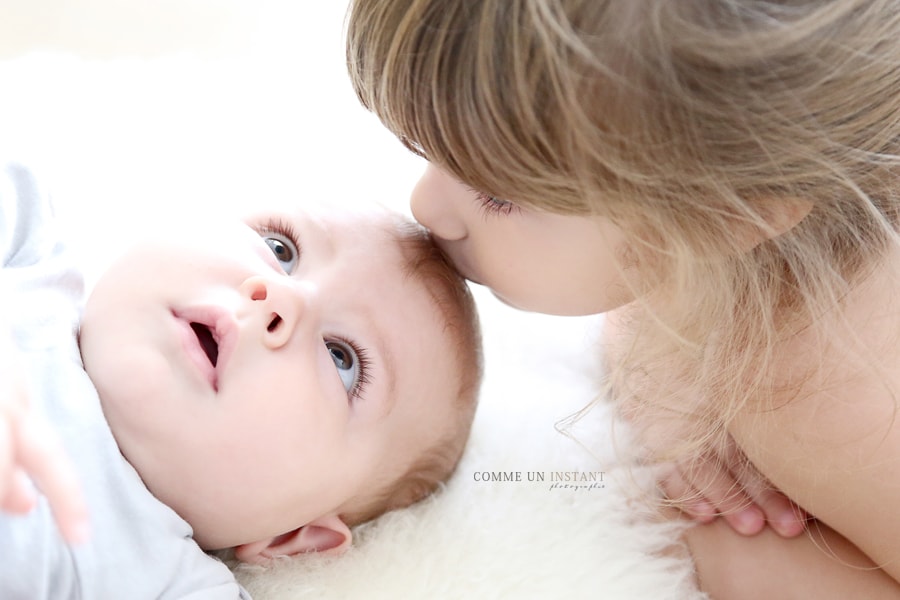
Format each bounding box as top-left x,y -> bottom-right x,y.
264,233 -> 298,273
326,341 -> 359,394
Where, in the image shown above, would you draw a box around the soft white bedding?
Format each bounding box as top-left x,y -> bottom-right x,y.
0,3 -> 704,597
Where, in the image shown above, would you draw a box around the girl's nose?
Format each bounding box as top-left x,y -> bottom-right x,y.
410,168 -> 469,241
239,275 -> 317,349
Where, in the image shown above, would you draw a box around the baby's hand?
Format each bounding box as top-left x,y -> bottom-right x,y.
660,435 -> 808,538
0,333 -> 89,544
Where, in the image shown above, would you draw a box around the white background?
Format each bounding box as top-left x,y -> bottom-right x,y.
0,2 -> 422,265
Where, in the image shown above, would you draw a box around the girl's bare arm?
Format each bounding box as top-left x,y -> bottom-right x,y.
684,516 -> 900,599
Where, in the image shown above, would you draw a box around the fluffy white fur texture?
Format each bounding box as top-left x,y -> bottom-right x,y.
0,29 -> 706,599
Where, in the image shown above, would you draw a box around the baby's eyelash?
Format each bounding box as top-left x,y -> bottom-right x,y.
253,217 -> 301,253
336,335 -> 373,403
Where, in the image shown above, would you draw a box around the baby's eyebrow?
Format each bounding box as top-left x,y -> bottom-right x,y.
307,214 -> 337,261
366,314 -> 397,420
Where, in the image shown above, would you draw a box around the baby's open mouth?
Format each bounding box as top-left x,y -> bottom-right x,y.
190,322 -> 219,367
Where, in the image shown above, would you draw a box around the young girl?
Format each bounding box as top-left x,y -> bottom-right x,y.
346,0 -> 900,596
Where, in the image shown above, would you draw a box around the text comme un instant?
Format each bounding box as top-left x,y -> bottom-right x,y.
473,471 -> 605,483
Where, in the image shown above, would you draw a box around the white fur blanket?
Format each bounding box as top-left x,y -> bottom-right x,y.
0,3 -> 705,597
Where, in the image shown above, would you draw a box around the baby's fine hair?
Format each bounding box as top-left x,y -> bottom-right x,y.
347,1 -> 900,456
340,215 -> 482,527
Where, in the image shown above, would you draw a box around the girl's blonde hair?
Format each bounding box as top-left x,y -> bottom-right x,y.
347,1 -> 900,461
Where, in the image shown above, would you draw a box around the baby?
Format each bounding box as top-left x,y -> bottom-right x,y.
0,160 -> 482,598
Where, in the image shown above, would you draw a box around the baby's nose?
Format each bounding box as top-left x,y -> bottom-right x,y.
239,275 -> 318,349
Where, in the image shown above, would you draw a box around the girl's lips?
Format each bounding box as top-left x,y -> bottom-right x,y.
171,307 -> 237,391
435,237 -> 481,284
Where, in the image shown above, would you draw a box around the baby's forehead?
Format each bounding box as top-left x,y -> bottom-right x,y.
315,204 -> 399,231
241,199 -> 406,250
282,200 -> 401,233
262,194 -> 396,219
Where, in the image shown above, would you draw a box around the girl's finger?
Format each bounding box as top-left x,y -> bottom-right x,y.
723,440 -> 809,538
680,455 -> 765,536
659,467 -> 717,523
747,488 -> 808,538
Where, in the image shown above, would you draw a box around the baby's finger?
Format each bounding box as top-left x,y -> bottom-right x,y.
1,468 -> 36,514
0,416 -> 13,501
0,417 -> 33,514
17,416 -> 89,543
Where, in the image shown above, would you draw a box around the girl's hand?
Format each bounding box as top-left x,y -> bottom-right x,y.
604,311 -> 807,537
0,333 -> 89,544
660,434 -> 808,538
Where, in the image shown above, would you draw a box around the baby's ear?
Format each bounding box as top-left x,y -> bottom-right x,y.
233,515 -> 352,565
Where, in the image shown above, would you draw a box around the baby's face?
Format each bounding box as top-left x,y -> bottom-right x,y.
79,205 -> 458,550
